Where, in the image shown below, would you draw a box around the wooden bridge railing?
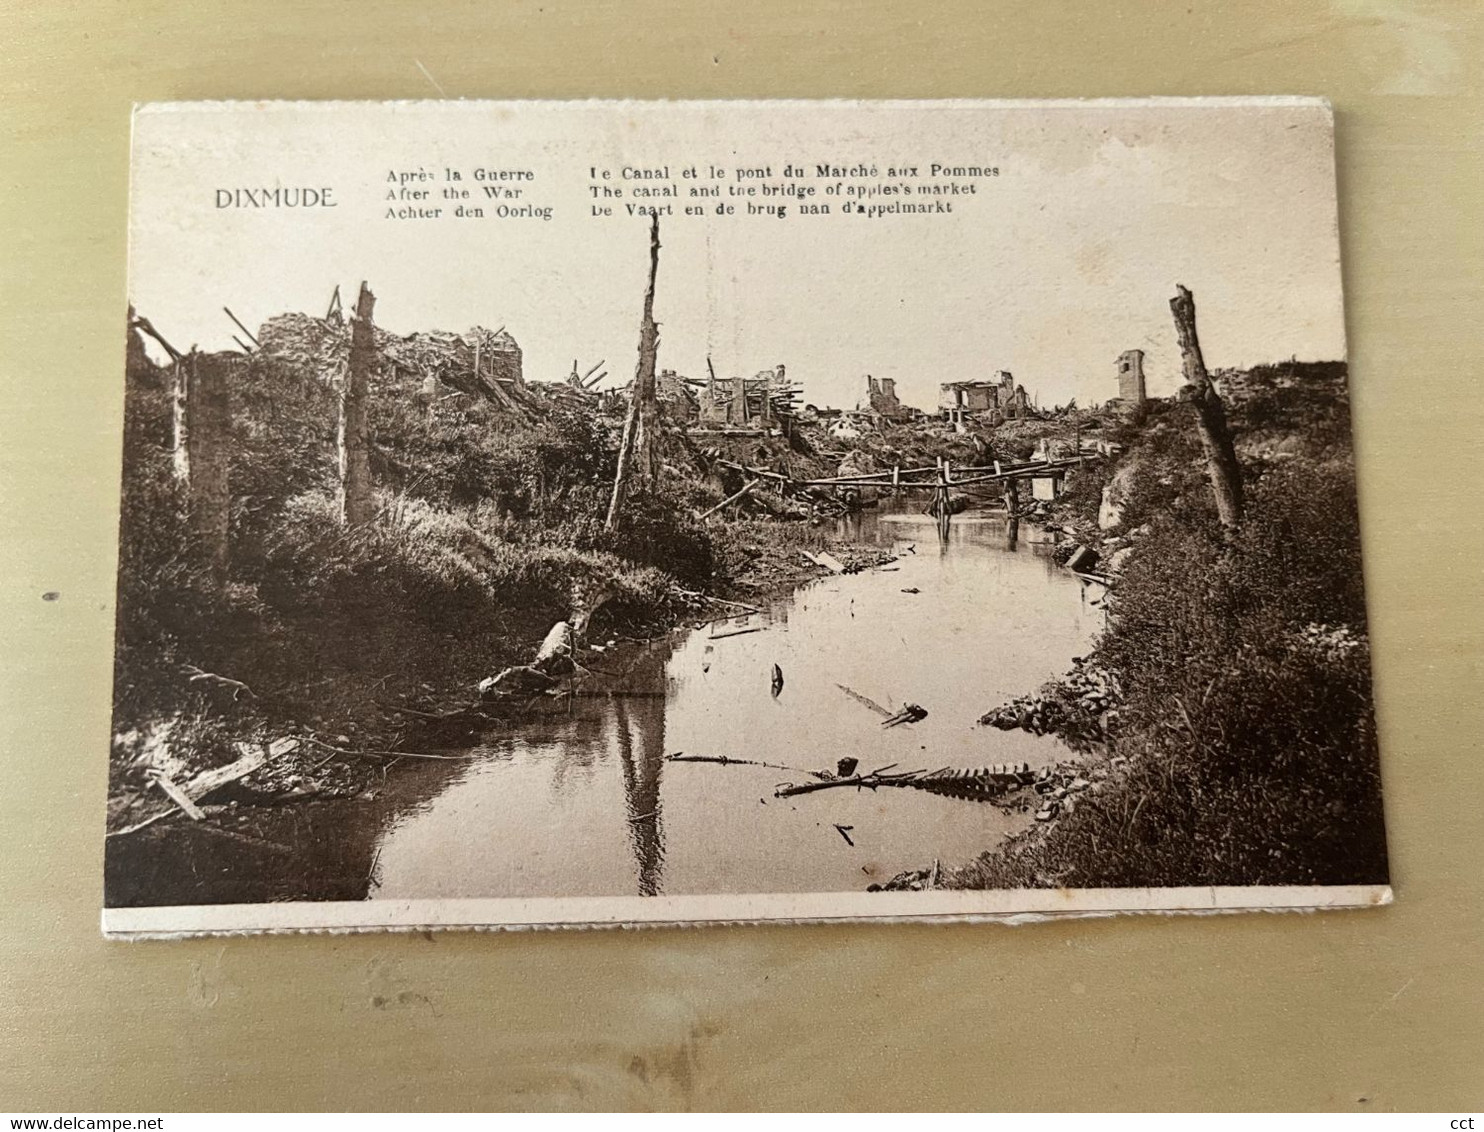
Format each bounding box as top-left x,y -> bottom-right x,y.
713,454 -> 1090,492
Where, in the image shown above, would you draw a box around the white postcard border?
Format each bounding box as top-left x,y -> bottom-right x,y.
104,884 -> 1392,939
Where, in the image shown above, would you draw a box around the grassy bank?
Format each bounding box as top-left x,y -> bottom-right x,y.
944,362 -> 1388,889
109,321 -> 884,830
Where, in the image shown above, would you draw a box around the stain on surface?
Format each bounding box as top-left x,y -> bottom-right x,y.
362,956 -> 439,1016
1333,0 -> 1466,95
186,945 -> 230,1009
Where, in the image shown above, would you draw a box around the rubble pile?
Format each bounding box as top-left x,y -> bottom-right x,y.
257,313 -> 544,416
1026,761 -> 1104,822
977,658 -> 1120,741
255,312 -> 359,383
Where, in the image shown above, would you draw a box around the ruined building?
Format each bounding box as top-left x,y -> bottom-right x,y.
862,375 -> 913,421
477,329 -> 524,388
698,365 -> 786,427
938,370 -> 1032,426
257,314 -> 535,415
1115,349 -> 1146,407
655,369 -> 700,425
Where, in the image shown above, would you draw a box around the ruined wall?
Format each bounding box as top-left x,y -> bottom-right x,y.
866,375 -> 906,418
656,369 -> 699,424
1004,384 -> 1031,418
699,375 -> 747,425
940,382 -> 996,413
482,330 -> 523,387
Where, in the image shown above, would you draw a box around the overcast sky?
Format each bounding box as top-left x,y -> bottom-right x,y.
130,99 -> 1346,412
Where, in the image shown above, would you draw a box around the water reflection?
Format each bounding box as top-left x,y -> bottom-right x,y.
364,510 -> 1099,900
613,651 -> 667,896
106,510 -> 1101,907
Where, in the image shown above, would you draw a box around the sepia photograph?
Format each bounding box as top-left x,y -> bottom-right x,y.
102,98 -> 1389,935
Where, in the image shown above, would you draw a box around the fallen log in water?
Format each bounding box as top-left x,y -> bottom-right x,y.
665,752 -> 822,776
774,763 -> 1034,803
674,588 -> 762,615
710,625 -> 765,640
479,664 -> 557,698
298,735 -> 478,761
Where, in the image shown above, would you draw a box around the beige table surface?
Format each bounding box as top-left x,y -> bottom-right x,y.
2,0 -> 1481,1112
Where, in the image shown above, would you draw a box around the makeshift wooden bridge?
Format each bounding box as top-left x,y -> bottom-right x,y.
714,453 -> 1094,528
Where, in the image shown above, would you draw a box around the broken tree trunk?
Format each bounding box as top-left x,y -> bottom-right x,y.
480,587 -> 614,699
339,281 -> 376,527
130,310 -> 183,365
532,620 -> 576,676
571,582 -> 615,637
187,352 -> 233,584
1170,284 -> 1243,530
605,215 -> 662,532
171,352 -> 194,483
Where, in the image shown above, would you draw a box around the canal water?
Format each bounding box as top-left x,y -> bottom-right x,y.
365,511 -> 1100,901
105,511 -> 1101,907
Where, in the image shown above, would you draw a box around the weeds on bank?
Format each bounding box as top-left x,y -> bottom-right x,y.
113,346 -> 720,760
957,370 -> 1387,889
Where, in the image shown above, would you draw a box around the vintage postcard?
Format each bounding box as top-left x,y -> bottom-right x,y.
103,98 -> 1389,937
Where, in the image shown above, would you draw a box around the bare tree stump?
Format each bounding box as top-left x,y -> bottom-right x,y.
1170,284 -> 1243,530
606,215 -> 662,531
171,352 -> 195,484
187,353 -> 233,583
339,282 -> 376,527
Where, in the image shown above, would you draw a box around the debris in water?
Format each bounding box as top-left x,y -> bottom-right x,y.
711,625 -> 764,641
801,549 -> 847,574
900,587 -> 920,594
881,703 -> 928,727
771,663 -> 784,697
666,752 -> 820,775
834,824 -> 855,846
776,763 -> 1033,804
1065,545 -> 1100,574
836,756 -> 859,778
836,683 -> 892,717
